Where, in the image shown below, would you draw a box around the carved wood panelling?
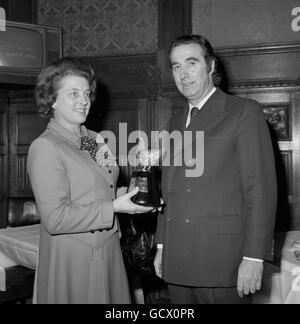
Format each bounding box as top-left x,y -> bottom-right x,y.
0,155 -> 5,196
0,111 -> 4,146
262,103 -> 292,141
0,92 -> 8,228
0,95 -> 8,195
0,92 -> 8,148
229,78 -> 300,92
0,153 -> 7,228
216,43 -> 300,85
9,95 -> 48,197
281,151 -> 293,196
14,110 -> 49,146
15,155 -> 32,194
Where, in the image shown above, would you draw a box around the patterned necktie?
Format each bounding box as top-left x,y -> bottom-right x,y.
190,107 -> 199,122
188,107 -> 199,127
80,136 -> 98,162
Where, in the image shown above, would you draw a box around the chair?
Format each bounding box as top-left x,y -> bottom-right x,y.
0,266 -> 35,304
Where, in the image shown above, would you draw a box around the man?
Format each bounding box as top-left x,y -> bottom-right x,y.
154,35 -> 277,304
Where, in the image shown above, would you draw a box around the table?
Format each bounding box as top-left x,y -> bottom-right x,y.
253,231 -> 300,304
0,225 -> 39,292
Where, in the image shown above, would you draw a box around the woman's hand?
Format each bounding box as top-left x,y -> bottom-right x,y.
113,188 -> 154,214
116,186 -> 128,198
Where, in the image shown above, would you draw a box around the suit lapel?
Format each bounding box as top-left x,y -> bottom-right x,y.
162,107 -> 187,191
170,107 -> 189,160
173,89 -> 229,160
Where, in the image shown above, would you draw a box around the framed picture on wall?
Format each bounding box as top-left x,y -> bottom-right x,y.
262,103 -> 291,141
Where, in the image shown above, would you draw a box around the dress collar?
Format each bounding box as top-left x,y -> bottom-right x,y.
47,118 -> 90,149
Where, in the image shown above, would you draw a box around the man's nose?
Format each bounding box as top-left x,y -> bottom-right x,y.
179,67 -> 189,79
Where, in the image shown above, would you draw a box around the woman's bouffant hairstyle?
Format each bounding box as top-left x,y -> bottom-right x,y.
35,57 -> 97,118
168,34 -> 222,86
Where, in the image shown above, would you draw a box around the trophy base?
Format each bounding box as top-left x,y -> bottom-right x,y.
130,194 -> 161,208
128,168 -> 161,208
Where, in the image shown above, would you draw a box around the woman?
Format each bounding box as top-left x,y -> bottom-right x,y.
27,57 -> 153,304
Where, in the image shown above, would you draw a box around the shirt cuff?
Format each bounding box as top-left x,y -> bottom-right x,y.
243,256 -> 263,263
157,244 -> 163,249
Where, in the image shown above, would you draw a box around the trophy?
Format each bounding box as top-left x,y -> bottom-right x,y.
128,138 -> 162,208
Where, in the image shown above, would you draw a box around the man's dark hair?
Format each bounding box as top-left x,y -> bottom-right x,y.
169,35 -> 221,85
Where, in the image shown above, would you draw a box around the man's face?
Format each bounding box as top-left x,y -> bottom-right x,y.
170,43 -> 215,105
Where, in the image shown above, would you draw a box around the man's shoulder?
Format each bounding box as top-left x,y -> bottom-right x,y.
224,91 -> 261,113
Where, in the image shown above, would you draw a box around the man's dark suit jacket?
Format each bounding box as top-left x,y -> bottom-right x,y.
155,88 -> 277,287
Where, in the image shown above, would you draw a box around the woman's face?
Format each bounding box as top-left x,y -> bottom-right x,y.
53,74 -> 91,129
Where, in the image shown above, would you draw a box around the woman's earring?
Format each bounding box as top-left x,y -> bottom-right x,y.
52,104 -> 57,110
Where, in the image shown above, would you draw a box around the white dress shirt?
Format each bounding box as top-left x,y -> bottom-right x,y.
186,87 -> 216,127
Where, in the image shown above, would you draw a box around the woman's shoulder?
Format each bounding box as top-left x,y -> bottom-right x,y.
27,130 -> 68,174
29,128 -> 64,157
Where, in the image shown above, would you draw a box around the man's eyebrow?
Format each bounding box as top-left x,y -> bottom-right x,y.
186,57 -> 200,62
170,56 -> 200,67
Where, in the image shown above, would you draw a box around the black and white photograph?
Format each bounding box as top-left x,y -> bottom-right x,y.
0,0 -> 299,309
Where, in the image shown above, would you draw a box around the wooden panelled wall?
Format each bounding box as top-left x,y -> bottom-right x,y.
8,91 -> 49,199
0,89 -> 49,228
0,0 -> 39,228
1,0 -> 300,230
0,91 -> 9,228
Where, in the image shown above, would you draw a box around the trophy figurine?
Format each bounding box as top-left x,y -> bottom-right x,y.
128,138 -> 162,208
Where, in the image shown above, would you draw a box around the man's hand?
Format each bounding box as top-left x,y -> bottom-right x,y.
237,259 -> 263,298
151,198 -> 165,213
154,247 -> 163,279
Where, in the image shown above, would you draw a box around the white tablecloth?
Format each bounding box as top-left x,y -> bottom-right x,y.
253,231 -> 300,304
0,225 -> 40,291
